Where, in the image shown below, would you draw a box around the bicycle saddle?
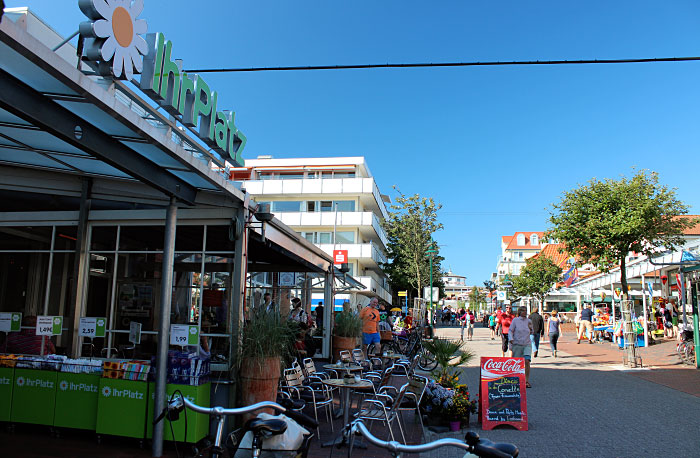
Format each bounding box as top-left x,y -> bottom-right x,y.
246,418 -> 288,436
465,431 -> 519,457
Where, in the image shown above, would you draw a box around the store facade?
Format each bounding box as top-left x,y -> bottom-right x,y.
0,7 -> 354,454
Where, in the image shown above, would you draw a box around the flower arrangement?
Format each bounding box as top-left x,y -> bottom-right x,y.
421,380 -> 477,423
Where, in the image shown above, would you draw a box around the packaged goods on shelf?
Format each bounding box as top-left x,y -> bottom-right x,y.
101,360 -> 151,381
0,354 -> 19,367
60,358 -> 103,374
150,350 -> 210,386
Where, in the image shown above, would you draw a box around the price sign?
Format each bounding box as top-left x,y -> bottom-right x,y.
129,321 -> 142,344
170,324 -> 199,346
0,312 -> 22,332
37,315 -> 63,336
79,317 -> 106,338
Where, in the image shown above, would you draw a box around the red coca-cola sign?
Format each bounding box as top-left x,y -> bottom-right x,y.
479,357 -> 528,431
482,358 -> 524,374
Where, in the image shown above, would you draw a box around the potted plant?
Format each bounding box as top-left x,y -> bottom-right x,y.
421,338 -> 474,381
238,308 -> 297,413
332,310 -> 362,361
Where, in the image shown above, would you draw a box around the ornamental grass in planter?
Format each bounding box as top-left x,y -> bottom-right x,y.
238,308 -> 297,412
332,310 -> 362,361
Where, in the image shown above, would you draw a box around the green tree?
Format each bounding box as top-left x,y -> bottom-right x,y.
546,170 -> 696,296
468,286 -> 485,311
483,280 -> 497,309
382,187 -> 444,301
511,256 -> 562,304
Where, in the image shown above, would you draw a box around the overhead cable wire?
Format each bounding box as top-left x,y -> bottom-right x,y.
184,56 -> 700,73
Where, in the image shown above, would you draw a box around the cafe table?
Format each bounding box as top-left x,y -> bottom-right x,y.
321,378 -> 372,448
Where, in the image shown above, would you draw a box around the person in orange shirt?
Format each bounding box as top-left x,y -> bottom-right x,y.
359,297 -> 381,354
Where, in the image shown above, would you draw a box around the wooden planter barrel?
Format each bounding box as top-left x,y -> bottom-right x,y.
240,356 -> 281,418
332,335 -> 358,362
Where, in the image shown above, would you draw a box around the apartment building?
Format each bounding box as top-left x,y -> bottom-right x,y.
496,231 -> 545,283
232,156 -> 392,307
442,271 -> 469,300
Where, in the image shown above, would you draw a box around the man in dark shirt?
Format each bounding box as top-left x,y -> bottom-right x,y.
529,307 -> 545,357
578,304 -> 594,344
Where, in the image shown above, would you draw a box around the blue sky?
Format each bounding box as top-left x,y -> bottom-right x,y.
10,0 -> 700,286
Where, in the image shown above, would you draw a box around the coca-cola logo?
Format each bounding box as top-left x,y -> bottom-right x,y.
483,358 -> 523,372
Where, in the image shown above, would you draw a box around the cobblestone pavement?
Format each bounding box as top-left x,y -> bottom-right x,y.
421,324 -> 700,458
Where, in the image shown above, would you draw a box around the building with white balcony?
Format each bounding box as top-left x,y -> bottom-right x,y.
442,271 -> 469,300
232,156 -> 392,307
496,231 -> 545,284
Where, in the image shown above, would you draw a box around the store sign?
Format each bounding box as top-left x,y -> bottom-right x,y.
479,357 -> 528,431
170,324 -> 199,346
0,312 -> 22,332
36,316 -> 63,336
398,291 -> 407,297
79,317 -> 107,338
140,32 -> 247,166
497,290 -> 507,301
129,321 -> 142,345
333,249 -> 348,264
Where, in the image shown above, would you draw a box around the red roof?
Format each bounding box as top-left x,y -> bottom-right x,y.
534,243 -> 571,268
505,232 -> 544,250
676,215 -> 700,235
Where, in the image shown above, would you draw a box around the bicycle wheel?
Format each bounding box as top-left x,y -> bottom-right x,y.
684,344 -> 695,365
418,348 -> 438,371
677,342 -> 688,363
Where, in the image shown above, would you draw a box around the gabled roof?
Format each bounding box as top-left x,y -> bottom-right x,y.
676,215 -> 700,235
505,232 -> 544,250
534,243 -> 572,268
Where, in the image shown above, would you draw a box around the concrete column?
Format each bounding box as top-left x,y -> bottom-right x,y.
152,197 -> 177,458
323,269 -> 333,359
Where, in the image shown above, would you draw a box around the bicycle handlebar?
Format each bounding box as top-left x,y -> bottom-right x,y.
350,420 -> 518,458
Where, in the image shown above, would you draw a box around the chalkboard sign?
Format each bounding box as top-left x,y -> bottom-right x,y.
479,357 -> 528,431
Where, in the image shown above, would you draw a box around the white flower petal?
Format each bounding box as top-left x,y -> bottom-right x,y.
93,19 -> 112,38
130,0 -> 144,18
112,46 -> 125,77
124,55 -> 134,81
133,35 -> 148,55
129,45 -> 143,73
101,36 -> 117,60
133,19 -> 147,35
93,0 -> 113,20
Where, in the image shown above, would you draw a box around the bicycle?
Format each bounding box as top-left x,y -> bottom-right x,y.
677,329 -> 695,365
404,327 -> 438,371
348,418 -> 519,458
154,394 -> 318,457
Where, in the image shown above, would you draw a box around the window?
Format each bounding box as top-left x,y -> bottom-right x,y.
320,201 -> 333,212
306,202 -> 316,212
278,172 -> 304,180
318,232 -> 332,244
334,201 -> 355,212
530,234 -> 538,246
255,201 -> 271,213
272,201 -> 302,212
302,232 -> 315,243
334,172 -> 355,178
258,172 -> 273,180
516,234 -> 525,245
335,231 -> 355,244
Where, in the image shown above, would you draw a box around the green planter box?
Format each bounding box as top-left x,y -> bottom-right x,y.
146,382 -> 211,443
54,373 -> 100,430
0,367 -> 14,422
96,378 -> 149,439
11,369 -> 57,425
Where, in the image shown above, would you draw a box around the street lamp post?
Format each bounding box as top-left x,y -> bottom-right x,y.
427,248 -> 437,325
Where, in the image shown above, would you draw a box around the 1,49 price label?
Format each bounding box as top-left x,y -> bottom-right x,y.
36,316 -> 62,336
170,324 -> 199,346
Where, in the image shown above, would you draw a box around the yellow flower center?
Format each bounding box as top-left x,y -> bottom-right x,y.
112,7 -> 133,47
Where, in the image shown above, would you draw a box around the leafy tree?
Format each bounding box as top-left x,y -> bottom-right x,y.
546,170 -> 696,296
468,286 -> 485,311
382,187 -> 444,302
511,256 -> 562,305
483,280 -> 497,309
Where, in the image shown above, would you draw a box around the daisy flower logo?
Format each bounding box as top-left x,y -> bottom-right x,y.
102,386 -> 112,397
16,376 -> 25,387
79,0 -> 149,80
53,317 -> 61,325
189,327 -> 197,335
59,380 -> 69,391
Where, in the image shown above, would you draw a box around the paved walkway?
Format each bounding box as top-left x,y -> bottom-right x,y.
421,324 -> 700,458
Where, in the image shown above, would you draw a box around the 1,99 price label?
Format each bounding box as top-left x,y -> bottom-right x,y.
170,324 -> 199,346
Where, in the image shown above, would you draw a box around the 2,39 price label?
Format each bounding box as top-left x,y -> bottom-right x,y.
170,324 -> 199,346
79,317 -> 106,338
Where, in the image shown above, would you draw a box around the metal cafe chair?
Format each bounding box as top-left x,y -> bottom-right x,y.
354,382 -> 408,443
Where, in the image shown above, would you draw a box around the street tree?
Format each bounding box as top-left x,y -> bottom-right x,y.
382,187 -> 444,302
468,286 -> 485,311
483,280 -> 497,310
511,256 -> 562,305
546,170 -> 695,296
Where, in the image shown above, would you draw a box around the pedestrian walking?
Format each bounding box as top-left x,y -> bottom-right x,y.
489,313 -> 497,340
509,305 -> 533,388
577,303 -> 594,344
547,309 -> 563,357
497,305 -> 515,357
460,311 -> 466,341
529,306 -> 545,357
467,309 -> 475,340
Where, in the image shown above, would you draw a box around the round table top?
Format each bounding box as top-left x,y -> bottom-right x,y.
323,363 -> 363,371
322,378 -> 373,389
